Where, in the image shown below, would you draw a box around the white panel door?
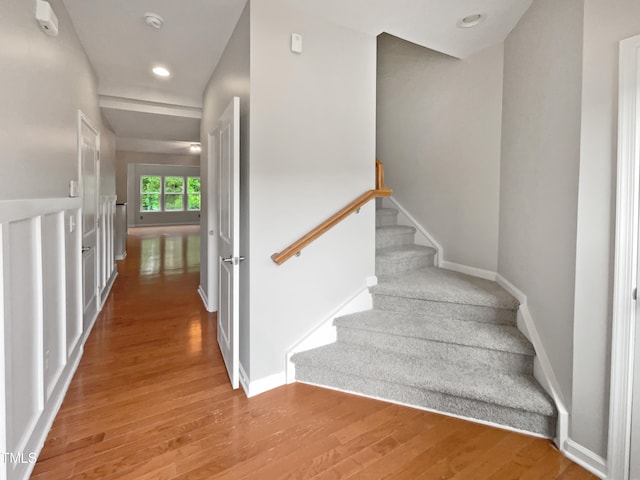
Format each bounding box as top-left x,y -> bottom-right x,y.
217,97 -> 241,389
80,114 -> 100,332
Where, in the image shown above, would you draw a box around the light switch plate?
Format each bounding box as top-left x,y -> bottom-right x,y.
291,33 -> 302,53
69,180 -> 79,197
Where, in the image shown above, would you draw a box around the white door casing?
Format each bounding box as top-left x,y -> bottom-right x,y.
609,33 -> 640,480
206,129 -> 220,312
78,112 -> 100,333
217,97 -> 241,389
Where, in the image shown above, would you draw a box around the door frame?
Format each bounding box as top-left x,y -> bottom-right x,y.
608,33 -> 640,480
216,96 -> 240,389
205,128 -> 220,312
77,111 -> 101,323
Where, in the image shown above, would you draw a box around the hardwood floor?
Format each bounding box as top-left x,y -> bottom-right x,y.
32,225 -> 598,479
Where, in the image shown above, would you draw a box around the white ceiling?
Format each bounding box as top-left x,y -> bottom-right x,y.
62,0 -> 531,155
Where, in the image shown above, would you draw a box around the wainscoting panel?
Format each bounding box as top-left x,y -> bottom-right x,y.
41,213 -> 67,403
0,197 -> 113,480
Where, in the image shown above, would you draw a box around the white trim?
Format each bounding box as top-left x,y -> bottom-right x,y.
21,342 -> 84,480
285,282 -> 374,384
239,363 -> 250,397
115,252 -> 127,261
99,95 -> 202,119
0,224 -> 6,480
609,33 -> 640,480
197,285 -> 215,313
386,196 -> 442,265
297,380 -> 552,439
239,363 -> 286,398
440,260 -> 497,281
0,198 -> 81,224
564,439 -> 607,479
496,274 -> 569,450
244,371 -> 287,398
101,270 -> 118,304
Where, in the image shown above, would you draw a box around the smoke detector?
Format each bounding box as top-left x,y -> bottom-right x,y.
144,13 -> 164,29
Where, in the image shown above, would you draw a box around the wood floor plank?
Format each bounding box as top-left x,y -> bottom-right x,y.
31,225 -> 598,480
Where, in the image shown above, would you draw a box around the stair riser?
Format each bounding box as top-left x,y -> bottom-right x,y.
376,231 -> 415,249
375,253 -> 435,276
296,366 -> 555,438
372,294 -> 517,326
336,328 -> 533,375
376,213 -> 399,227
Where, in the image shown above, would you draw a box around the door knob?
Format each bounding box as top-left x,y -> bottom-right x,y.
82,246 -> 91,253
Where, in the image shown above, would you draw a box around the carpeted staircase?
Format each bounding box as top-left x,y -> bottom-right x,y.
291,206 -> 557,438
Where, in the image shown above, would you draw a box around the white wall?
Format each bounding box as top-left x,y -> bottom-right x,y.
572,0 -> 640,459
248,0 -> 376,382
200,3 -> 250,366
376,34 -> 504,272
0,0 -> 114,200
498,0 -> 584,411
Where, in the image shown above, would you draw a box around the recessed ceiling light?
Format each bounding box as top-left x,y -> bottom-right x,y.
190,144 -> 201,153
152,66 -> 170,77
144,13 -> 164,29
457,13 -> 486,29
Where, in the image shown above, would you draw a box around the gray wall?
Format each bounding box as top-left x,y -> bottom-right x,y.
572,0 -> 640,459
498,0 -> 584,410
115,150 -> 199,203
249,0 -> 376,381
376,35 -> 504,272
0,0 -> 114,199
200,2 -> 250,371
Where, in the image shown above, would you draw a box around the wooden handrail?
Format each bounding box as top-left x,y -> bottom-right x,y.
271,160 -> 391,265
271,188 -> 392,265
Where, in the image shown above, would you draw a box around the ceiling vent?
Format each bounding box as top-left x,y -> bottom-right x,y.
144,13 -> 164,29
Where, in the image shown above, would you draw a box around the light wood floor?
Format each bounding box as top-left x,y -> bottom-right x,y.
32,225 -> 598,479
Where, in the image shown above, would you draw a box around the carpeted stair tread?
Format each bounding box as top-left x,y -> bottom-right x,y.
334,310 -> 534,356
292,343 -> 555,417
376,208 -> 398,216
376,225 -> 416,235
376,244 -> 437,259
374,267 -> 518,310
376,208 -> 399,227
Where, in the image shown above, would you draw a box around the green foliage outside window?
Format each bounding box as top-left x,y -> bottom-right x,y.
140,175 -> 200,212
141,176 -> 161,211
165,194 -> 184,211
187,177 -> 201,211
164,177 -> 184,194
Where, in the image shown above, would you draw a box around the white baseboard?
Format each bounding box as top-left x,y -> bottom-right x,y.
115,252 -> 127,261
285,282 -> 374,384
100,269 -> 118,305
19,342 -> 84,480
440,261 -> 497,281
239,363 -> 286,398
496,274 -> 569,450
564,439 -> 607,479
197,285 -> 215,313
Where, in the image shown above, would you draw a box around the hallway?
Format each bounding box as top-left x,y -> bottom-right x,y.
31,226 -> 597,479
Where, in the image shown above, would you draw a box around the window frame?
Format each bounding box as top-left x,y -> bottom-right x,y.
139,174 -> 201,213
